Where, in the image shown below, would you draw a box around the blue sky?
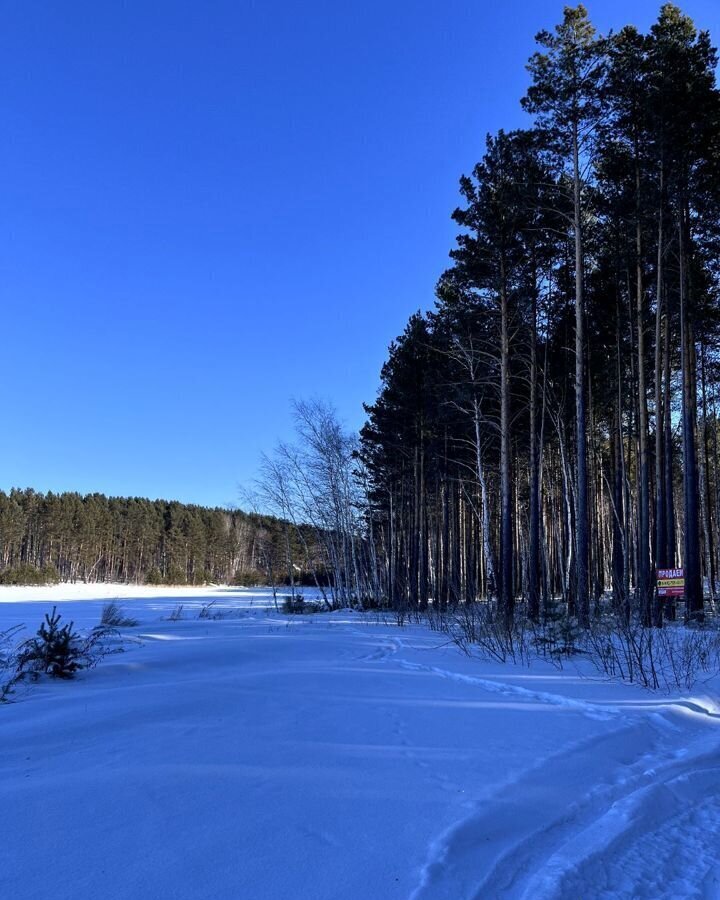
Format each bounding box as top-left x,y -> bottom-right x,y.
2,0 -> 719,508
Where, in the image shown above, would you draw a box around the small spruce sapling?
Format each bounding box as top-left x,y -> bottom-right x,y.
16,607 -> 109,680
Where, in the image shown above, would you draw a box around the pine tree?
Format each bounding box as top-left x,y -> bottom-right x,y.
523,5 -> 606,624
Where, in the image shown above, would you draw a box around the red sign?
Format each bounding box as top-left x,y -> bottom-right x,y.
657,568 -> 684,597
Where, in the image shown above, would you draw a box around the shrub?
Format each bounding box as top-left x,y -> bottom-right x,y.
100,602 -> 139,628
530,599 -> 584,659
282,594 -> 307,614
0,564 -> 60,586
164,566 -> 188,585
0,624 -> 24,701
231,571 -> 267,586
145,568 -> 164,585
584,614 -> 720,690
446,601 -> 531,664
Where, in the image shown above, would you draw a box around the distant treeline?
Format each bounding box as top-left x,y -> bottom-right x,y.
0,489 -> 311,585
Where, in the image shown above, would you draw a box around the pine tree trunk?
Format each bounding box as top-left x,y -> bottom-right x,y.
499,260 -> 514,628
700,343 -> 716,601
573,121 -> 590,626
528,281 -> 541,621
654,190 -> 666,591
679,203 -> 703,621
474,399 -> 497,599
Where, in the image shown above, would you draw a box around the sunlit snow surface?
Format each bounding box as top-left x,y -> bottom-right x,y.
1,585 -> 719,900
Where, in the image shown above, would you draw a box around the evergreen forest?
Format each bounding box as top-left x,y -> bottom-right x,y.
0,489 -> 304,586
357,3 -> 720,626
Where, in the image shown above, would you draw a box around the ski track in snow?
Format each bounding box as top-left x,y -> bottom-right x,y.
394,658 -> 619,721
338,618 -> 720,900
409,719 -> 720,900
359,638 -> 720,899
384,661 -> 720,900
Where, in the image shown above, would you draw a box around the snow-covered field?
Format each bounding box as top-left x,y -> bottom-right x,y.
2,585 -> 720,900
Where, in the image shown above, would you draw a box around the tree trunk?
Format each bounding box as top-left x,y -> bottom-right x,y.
573,121 -> 590,626
679,202 -> 703,621
499,259 -> 514,628
528,280 -> 541,621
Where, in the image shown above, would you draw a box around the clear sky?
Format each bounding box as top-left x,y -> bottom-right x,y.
2,0 -> 719,508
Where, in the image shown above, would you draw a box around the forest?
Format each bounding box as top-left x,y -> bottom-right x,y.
357,3 -> 720,628
256,3 -> 720,635
0,489 -> 302,586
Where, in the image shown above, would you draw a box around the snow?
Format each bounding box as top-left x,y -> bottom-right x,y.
1,585 -> 720,899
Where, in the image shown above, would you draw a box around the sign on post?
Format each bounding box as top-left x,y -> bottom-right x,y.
657,567 -> 684,597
